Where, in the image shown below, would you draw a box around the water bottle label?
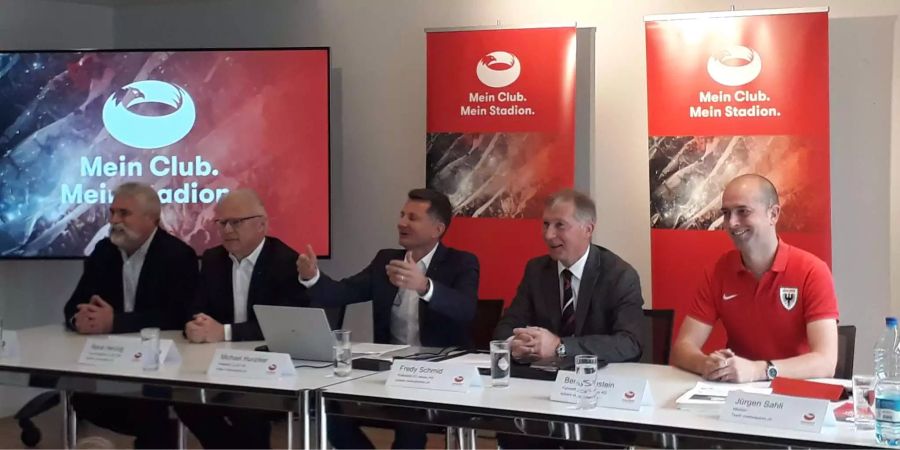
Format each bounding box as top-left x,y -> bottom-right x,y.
876,398 -> 900,423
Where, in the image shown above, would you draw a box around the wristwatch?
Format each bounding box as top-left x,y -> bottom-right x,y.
765,360 -> 778,380
555,342 -> 567,358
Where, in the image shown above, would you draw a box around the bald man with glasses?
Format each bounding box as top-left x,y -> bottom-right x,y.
178,188 -> 310,449
184,188 -> 309,343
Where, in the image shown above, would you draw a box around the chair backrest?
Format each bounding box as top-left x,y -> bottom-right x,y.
639,309 -> 675,365
470,299 -> 505,350
836,325 -> 856,379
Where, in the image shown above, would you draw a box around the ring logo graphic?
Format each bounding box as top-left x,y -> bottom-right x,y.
102,80 -> 196,149
476,51 -> 521,88
707,46 -> 762,87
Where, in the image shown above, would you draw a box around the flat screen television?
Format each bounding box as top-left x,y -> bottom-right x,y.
0,48 -> 330,258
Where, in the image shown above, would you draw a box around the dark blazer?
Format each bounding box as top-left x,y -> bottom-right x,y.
308,243 -> 479,347
494,244 -> 644,366
190,236 -> 310,342
64,227 -> 198,333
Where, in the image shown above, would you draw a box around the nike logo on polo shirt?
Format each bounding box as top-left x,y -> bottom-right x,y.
722,294 -> 738,301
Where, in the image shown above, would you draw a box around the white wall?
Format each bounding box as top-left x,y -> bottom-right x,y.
0,0 -> 115,417
0,0 -> 896,411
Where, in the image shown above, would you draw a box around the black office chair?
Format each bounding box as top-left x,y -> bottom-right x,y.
470,299 -> 504,350
835,324 -> 856,380
638,309 -> 674,365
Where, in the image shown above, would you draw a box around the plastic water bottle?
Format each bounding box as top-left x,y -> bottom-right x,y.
876,317 -> 900,446
875,317 -> 899,380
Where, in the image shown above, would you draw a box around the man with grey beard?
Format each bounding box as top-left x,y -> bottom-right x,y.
64,182 -> 198,333
63,182 -> 198,448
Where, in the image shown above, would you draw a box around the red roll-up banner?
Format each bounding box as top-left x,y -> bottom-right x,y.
426,27 -> 577,303
645,9 -> 831,349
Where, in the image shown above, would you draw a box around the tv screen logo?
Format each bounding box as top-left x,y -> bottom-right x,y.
102,80 -> 196,149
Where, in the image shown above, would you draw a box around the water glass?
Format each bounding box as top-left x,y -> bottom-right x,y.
490,340 -> 510,388
574,355 -> 598,410
140,327 -> 160,371
853,374 -> 876,430
333,329 -> 352,377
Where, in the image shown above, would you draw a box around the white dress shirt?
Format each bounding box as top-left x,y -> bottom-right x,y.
389,243 -> 438,346
224,238 -> 266,342
119,228 -> 157,313
557,246 -> 590,311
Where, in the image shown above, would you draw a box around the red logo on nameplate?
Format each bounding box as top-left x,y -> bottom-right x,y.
133,352 -> 142,360
453,375 -> 465,384
268,364 -> 277,372
623,391 -> 637,401
802,412 -> 816,422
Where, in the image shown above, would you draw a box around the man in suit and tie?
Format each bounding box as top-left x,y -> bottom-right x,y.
64,182 -> 198,448
494,189 -> 644,366
493,189 -> 645,448
297,188 -> 480,449
176,188 -> 310,449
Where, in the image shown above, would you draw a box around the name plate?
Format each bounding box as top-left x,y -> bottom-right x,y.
78,336 -> 181,367
0,331 -> 20,359
386,361 -> 482,393
207,349 -> 295,378
720,391 -> 828,433
550,372 -> 654,410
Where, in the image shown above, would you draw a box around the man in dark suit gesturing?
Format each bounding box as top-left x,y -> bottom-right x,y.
495,188 -> 645,365
297,188 -> 480,449
176,188 -> 309,449
64,182 -> 198,448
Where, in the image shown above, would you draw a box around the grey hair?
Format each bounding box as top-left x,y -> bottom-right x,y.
113,182 -> 161,221
545,189 -> 596,225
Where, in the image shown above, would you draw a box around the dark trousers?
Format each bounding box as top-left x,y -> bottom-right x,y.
174,404 -> 272,449
328,416 -> 427,449
72,394 -> 176,449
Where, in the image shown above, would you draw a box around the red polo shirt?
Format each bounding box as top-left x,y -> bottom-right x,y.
687,239 -> 839,361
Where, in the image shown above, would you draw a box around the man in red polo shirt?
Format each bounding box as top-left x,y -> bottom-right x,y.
671,174 -> 839,383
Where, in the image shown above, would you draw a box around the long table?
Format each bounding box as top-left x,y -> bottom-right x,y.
0,325 -> 376,449
319,362 -> 883,449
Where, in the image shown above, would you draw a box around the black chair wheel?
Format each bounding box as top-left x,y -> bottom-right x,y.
20,424 -> 41,448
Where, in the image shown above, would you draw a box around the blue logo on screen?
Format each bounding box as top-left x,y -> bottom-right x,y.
102,80 -> 196,149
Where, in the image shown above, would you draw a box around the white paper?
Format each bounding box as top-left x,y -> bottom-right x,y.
351,343 -> 409,356
676,381 -> 772,413
720,391 -> 829,433
207,349 -> 295,378
0,330 -> 20,358
440,353 -> 492,368
386,360 -> 482,393
550,372 -> 654,410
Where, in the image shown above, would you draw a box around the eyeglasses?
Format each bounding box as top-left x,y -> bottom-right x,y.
214,215 -> 263,228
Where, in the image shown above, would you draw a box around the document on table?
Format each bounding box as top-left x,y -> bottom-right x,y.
676,381 -> 772,414
351,343 -> 409,358
438,352 -> 492,368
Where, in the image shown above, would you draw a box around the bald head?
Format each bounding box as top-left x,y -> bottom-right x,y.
214,188 -> 268,260
217,189 -> 267,217
724,174 -> 779,208
720,173 -> 781,255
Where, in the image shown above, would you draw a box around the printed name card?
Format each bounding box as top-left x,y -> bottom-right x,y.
207,349 -> 295,378
77,336 -> 181,367
720,391 -> 828,433
550,371 -> 654,410
386,361 -> 482,393
0,331 -> 20,358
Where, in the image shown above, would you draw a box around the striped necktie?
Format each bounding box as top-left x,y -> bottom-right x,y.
560,269 -> 575,337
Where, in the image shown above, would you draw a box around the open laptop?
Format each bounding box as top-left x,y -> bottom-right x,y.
254,305 -> 335,361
